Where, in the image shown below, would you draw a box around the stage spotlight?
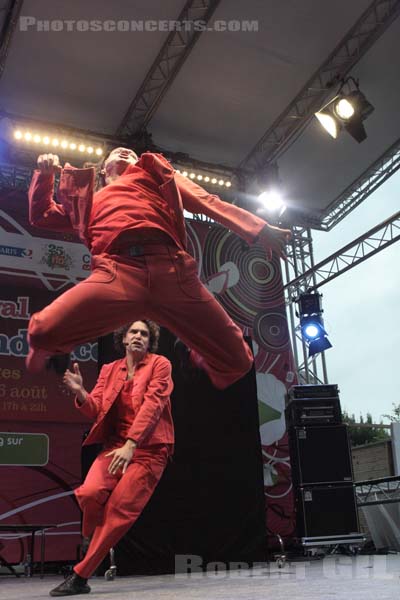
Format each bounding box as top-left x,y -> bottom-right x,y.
258,189 -> 286,215
314,78 -> 374,143
334,97 -> 354,120
257,163 -> 286,217
297,292 -> 332,357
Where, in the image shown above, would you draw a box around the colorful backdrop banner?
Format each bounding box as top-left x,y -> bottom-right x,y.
0,189 -> 295,565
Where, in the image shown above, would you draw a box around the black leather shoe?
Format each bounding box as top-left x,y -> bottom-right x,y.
49,572 -> 90,596
46,353 -> 71,375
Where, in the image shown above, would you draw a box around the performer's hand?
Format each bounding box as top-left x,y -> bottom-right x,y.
106,441 -> 136,475
63,363 -> 83,393
37,153 -> 62,175
257,223 -> 291,261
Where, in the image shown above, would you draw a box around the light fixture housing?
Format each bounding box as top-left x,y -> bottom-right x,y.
314,78 -> 374,143
297,292 -> 332,357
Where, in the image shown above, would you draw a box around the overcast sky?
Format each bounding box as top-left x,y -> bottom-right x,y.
311,170 -> 400,423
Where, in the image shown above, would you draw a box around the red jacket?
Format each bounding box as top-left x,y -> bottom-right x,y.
28,152 -> 266,253
76,354 -> 174,448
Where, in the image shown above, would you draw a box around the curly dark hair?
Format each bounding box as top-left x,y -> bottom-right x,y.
113,320 -> 160,355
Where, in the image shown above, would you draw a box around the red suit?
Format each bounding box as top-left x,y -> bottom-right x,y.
28,153 -> 267,388
73,353 -> 174,579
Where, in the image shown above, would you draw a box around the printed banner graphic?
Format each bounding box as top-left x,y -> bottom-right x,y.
0,191 -> 295,564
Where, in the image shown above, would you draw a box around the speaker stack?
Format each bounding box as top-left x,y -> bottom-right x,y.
286,384 -> 364,548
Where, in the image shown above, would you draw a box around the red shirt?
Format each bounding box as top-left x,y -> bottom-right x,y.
103,379 -> 136,449
88,164 -> 178,255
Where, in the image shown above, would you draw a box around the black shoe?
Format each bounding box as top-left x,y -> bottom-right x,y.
46,353 -> 71,375
49,572 -> 90,596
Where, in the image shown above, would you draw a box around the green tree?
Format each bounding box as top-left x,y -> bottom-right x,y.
342,411 -> 390,447
382,403 -> 400,423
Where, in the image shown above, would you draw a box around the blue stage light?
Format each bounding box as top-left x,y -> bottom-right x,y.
297,292 -> 333,357
303,323 -> 321,340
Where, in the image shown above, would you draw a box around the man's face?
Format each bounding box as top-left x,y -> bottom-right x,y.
123,321 -> 150,356
102,147 -> 138,183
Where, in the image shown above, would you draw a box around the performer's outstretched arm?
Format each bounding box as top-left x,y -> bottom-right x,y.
175,173 -> 290,258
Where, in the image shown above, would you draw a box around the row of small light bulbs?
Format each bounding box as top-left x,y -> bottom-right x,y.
175,168 -> 232,188
13,129 -> 104,156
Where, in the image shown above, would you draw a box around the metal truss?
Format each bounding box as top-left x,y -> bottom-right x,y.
321,136 -> 400,230
356,475 -> 400,506
240,0 -> 400,171
0,0 -> 23,80
116,0 -> 221,137
0,162 -> 33,191
283,227 -> 329,385
285,210 -> 400,296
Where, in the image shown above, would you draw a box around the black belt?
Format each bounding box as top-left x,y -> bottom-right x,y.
115,243 -> 174,257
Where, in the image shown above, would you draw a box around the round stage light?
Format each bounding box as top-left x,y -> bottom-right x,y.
303,324 -> 320,339
334,98 -> 355,120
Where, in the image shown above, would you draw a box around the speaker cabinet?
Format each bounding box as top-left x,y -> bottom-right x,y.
296,484 -> 359,538
288,425 -> 353,486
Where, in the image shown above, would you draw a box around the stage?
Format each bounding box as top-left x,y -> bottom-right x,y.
0,554 -> 399,600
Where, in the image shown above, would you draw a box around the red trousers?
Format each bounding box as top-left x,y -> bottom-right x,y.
74,445 -> 169,579
28,247 -> 253,389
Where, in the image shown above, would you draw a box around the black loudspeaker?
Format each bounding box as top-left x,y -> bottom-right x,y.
286,384 -> 342,427
288,425 -> 353,486
296,484 -> 359,538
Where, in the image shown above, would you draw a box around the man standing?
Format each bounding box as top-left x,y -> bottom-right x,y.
49,319 -> 174,596
27,148 -> 290,389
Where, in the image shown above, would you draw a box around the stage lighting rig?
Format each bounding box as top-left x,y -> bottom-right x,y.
174,167 -> 232,189
297,291 -> 332,357
13,128 -> 104,157
315,77 -> 374,143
